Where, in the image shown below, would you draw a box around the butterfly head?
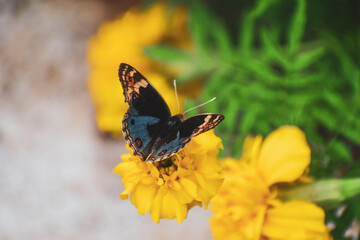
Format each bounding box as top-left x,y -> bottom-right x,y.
172,113 -> 184,121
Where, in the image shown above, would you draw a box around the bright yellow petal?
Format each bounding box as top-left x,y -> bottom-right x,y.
160,190 -> 178,220
113,162 -> 132,176
197,178 -> 224,208
164,190 -> 188,223
149,188 -> 188,223
119,181 -> 137,200
130,183 -> 158,215
179,178 -> 198,199
187,130 -> 223,155
149,189 -> 163,223
210,159 -> 270,240
240,135 -> 263,164
262,200 -> 330,240
210,204 -> 267,240
257,126 -> 311,186
171,186 -> 194,204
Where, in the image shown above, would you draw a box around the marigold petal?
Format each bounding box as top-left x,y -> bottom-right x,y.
171,186 -> 194,204
150,189 -> 188,223
253,205 -> 267,240
164,190 -> 188,223
119,181 -> 137,200
168,179 -> 182,191
241,135 -> 263,164
160,191 -> 178,220
210,204 -> 267,240
257,126 -> 311,186
262,200 -> 329,239
140,175 -> 156,185
179,178 -> 198,199
130,183 -> 158,215
187,130 -> 223,154
113,161 -> 135,176
119,194 -> 129,200
194,171 -> 206,188
197,178 -> 224,208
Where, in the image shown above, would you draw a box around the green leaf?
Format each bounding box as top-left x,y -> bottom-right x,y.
260,28 -> 288,68
285,71 -> 324,88
240,58 -> 283,84
231,135 -> 245,158
211,19 -> 233,60
346,162 -> 360,178
349,196 -> 360,220
189,2 -> 214,55
312,107 -> 338,131
239,0 -> 278,55
342,127 -> 360,145
323,32 -> 357,80
355,71 -> 360,102
287,0 -> 306,56
293,47 -> 325,71
222,100 -> 240,131
330,140 -> 353,163
323,90 -> 347,114
240,104 -> 260,134
144,46 -> 191,65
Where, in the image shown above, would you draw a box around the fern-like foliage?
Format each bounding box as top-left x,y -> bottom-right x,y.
145,0 -> 359,174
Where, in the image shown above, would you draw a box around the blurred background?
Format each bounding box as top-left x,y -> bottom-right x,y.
0,0 -> 212,239
1,0 -> 360,239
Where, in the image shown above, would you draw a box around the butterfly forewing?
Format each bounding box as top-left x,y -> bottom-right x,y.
118,63 -> 171,118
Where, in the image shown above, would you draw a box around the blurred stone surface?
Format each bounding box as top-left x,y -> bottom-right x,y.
0,1 -> 212,239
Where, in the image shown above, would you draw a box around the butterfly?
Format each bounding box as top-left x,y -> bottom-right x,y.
118,63 -> 224,162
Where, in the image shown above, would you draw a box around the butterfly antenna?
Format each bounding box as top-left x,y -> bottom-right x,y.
183,97 -> 216,115
173,80 -> 181,114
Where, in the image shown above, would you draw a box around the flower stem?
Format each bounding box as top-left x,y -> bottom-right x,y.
278,178 -> 360,209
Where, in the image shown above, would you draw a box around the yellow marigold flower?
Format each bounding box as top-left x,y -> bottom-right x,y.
114,130 -> 224,223
87,2 -> 189,137
210,126 -> 332,240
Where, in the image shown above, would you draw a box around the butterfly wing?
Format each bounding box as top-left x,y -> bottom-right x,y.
122,113 -> 163,160
118,63 -> 171,118
147,113 -> 224,162
119,63 -> 171,161
147,130 -> 182,162
179,113 -> 224,144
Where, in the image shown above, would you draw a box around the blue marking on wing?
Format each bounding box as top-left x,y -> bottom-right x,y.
149,131 -> 181,160
126,115 -> 160,151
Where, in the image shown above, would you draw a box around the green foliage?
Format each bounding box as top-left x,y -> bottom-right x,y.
145,0 -> 360,175
145,0 -> 360,235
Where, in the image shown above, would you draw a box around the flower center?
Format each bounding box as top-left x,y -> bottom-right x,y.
153,156 -> 178,177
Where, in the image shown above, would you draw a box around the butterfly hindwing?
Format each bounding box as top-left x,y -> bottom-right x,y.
179,114 -> 224,144
122,112 -> 161,160
148,131 -> 182,162
147,114 -> 224,162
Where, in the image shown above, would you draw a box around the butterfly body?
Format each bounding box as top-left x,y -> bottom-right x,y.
119,63 -> 224,162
